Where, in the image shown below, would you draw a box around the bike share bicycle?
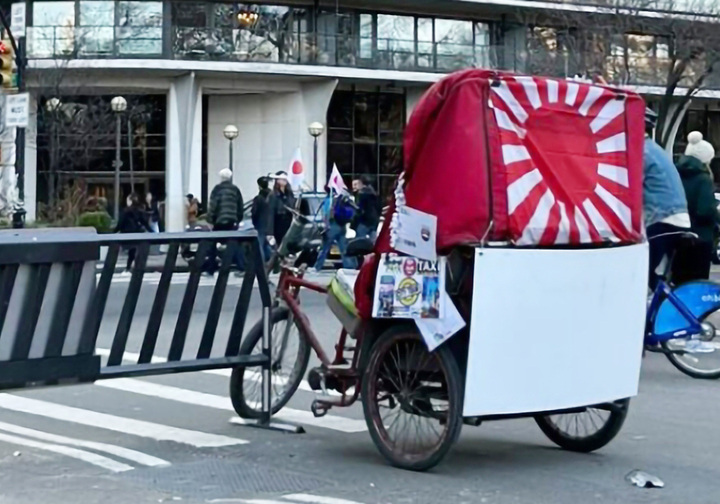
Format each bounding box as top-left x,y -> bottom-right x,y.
645,231 -> 720,378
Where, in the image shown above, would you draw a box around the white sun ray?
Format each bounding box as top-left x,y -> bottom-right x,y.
565,82 -> 579,106
493,106 -> 527,138
492,81 -> 529,123
578,86 -> 605,116
596,133 -> 626,154
582,199 -> 619,242
547,79 -> 559,104
515,76 -> 542,109
574,207 -> 592,243
517,188 -> 556,245
590,99 -> 625,134
598,163 -> 629,187
595,183 -> 633,231
507,168 -> 543,215
502,144 -> 531,165
555,201 -> 571,244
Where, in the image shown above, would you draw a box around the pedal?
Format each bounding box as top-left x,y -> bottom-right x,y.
311,400 -> 329,418
307,367 -> 324,391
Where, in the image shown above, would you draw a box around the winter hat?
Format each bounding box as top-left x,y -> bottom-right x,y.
685,131 -> 715,165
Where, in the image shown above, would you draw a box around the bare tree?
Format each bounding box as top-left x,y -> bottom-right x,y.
516,0 -> 720,147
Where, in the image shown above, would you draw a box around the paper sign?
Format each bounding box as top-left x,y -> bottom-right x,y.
11,3 -> 26,37
372,254 -> 445,319
415,292 -> 466,351
390,206 -> 437,261
5,93 -> 29,128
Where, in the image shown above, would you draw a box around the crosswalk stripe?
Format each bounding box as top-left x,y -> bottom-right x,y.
96,378 -> 367,433
0,421 -> 170,467
283,495 -> 365,504
0,431 -> 134,473
0,394 -> 248,447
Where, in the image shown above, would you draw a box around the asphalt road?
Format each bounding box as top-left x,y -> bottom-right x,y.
0,273 -> 719,504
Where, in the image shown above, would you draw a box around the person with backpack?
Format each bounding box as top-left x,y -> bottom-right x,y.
115,193 -> 151,274
313,186 -> 355,271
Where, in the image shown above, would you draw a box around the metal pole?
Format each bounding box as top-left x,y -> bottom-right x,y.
12,36 -> 25,228
313,136 -> 318,193
127,117 -> 134,189
228,139 -> 233,181
261,305 -> 271,425
114,114 -> 121,220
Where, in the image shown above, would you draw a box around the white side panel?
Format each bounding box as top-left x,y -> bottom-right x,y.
463,244 -> 647,417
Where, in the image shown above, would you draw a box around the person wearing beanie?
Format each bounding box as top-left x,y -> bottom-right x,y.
674,131 -> 720,284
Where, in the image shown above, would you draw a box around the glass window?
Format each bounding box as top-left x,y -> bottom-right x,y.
117,1 -> 163,55
359,14 -> 373,60
79,1 -> 114,56
435,19 -> 473,70
474,22 -> 490,68
31,1 -> 75,57
233,5 -> 301,63
377,14 -> 414,69
417,18 -> 433,68
173,2 -> 208,27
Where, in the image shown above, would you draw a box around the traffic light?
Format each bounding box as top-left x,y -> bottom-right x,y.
0,39 -> 17,90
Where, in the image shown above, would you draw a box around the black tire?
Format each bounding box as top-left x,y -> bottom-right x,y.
361,324 -> 463,471
535,399 -> 630,453
662,317 -> 720,379
230,307 -> 311,419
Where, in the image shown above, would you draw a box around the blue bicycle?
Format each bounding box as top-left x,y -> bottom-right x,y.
646,232 -> 720,379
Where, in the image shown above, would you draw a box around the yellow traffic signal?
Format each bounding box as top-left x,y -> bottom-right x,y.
0,39 -> 17,90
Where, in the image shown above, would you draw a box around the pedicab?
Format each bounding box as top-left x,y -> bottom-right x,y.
230,69 -> 649,471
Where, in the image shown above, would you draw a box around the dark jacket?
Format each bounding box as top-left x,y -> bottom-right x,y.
252,188 -> 274,237
354,186 -> 380,229
209,180 -> 244,226
676,155 -> 720,243
272,188 -> 295,242
146,200 -> 160,224
115,206 -> 150,234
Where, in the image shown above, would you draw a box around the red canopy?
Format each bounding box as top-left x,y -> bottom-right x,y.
356,69 -> 645,317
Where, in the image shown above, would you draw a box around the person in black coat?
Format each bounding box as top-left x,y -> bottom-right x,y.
270,171 -> 295,246
352,175 -> 380,241
252,176 -> 275,260
115,193 -> 151,273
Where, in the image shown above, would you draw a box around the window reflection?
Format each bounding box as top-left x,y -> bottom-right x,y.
79,1 -> 114,56
377,14 -> 414,69
31,1 -> 75,57
417,18 -> 433,68
435,19 -> 473,70
117,1 -> 163,55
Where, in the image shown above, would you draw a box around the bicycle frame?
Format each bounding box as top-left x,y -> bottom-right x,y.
646,279 -> 704,346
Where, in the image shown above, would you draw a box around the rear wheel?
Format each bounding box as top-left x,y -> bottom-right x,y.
535,399 -> 629,452
361,325 -> 463,472
230,307 -> 311,419
663,313 -> 720,379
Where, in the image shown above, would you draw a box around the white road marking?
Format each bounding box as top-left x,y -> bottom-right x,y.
283,495 -> 366,504
96,378 -> 367,433
0,421 -> 170,467
0,394 -> 248,447
0,431 -> 134,473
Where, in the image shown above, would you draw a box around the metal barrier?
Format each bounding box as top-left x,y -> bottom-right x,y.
0,229 -> 292,431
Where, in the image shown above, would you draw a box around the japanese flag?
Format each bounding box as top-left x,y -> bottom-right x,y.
288,147 -> 304,190
328,164 -> 348,194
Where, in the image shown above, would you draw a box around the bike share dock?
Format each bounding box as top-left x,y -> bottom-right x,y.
0,228 -> 295,432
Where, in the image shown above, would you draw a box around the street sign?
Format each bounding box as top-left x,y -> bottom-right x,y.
5,93 -> 28,128
10,3 -> 26,38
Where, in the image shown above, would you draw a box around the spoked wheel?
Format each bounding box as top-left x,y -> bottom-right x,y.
535,399 -> 630,452
663,314 -> 720,379
361,325 -> 463,472
230,307 -> 311,419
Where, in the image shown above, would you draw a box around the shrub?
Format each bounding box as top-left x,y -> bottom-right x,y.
78,211 -> 113,233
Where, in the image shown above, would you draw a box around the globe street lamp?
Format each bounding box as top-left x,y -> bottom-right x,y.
223,124 -> 239,180
308,122 -> 324,193
111,96 -> 127,221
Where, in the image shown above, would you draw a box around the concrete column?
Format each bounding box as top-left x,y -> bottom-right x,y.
24,94 -> 37,222
300,79 -> 338,191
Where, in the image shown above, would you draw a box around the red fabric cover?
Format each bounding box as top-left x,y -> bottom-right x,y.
355,69 -> 645,317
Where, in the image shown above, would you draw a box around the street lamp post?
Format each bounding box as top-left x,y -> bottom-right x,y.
308,122 -> 324,193
45,98 -> 61,209
223,125 -> 238,180
111,96 -> 127,221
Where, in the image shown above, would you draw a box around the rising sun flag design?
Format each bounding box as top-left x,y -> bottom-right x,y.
490,76 -> 641,246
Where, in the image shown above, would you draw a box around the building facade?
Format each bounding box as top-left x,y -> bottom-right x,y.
15,0 -> 720,229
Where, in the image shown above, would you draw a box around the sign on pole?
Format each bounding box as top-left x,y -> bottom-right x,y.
10,3 -> 26,38
5,93 -> 29,128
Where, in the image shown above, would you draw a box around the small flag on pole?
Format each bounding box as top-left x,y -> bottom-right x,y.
288,147 -> 304,190
328,164 -> 347,194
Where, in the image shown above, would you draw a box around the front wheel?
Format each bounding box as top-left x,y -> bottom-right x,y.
663,316 -> 720,379
361,325 -> 463,472
230,307 -> 311,419
535,399 -> 630,452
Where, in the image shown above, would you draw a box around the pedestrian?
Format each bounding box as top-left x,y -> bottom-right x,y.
186,193 -> 199,227
313,186 -> 354,272
351,175 -> 380,241
674,131 -> 720,284
271,171 -> 296,247
251,176 -> 275,262
114,193 -> 151,274
206,168 -> 245,275
643,108 -> 691,290
145,192 -> 161,233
